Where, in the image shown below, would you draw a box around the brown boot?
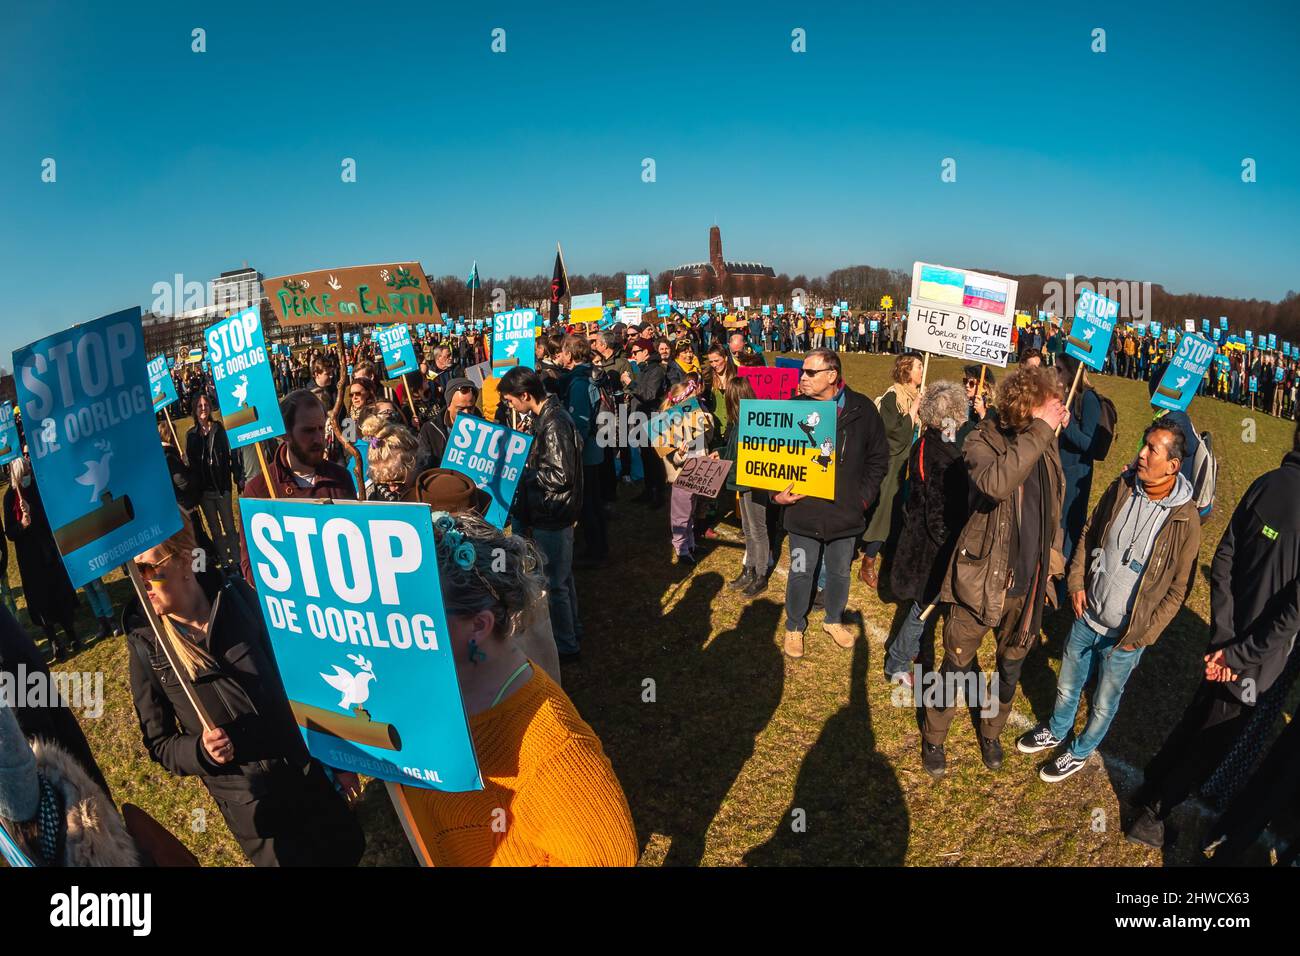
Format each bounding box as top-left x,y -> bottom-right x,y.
859,555 -> 878,588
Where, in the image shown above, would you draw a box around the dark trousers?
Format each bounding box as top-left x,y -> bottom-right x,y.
579,462 -> 609,558
640,446 -> 666,498
923,594 -> 1030,745
1136,681 -> 1250,820
600,447 -> 618,502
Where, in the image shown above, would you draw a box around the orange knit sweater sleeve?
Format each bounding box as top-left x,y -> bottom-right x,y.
514,734 -> 639,867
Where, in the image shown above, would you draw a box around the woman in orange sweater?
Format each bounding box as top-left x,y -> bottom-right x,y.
400,512 -> 638,866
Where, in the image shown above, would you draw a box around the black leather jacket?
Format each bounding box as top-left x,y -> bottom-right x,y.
516,396 -> 583,531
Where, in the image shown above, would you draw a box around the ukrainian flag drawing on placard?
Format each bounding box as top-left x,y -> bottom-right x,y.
917,266 -> 965,305
570,292 -> 603,324
963,277 -> 1009,314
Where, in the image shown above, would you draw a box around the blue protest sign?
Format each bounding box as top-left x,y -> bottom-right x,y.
840,321 -> 850,334
0,402 -> 20,466
438,416 -> 532,528
762,304 -> 771,316
14,308 -> 182,588
454,322 -> 464,335
1066,290 -> 1118,371
147,353 -> 180,412
736,398 -> 838,500
375,324 -> 418,378
1245,330 -> 1254,346
776,304 -> 785,315
870,320 -> 880,333
492,308 -> 537,378
416,323 -> 427,337
1275,367 -> 1284,383
832,306 -> 841,318
1201,318 -> 1210,335
1268,333 -> 1277,350
1213,328 -> 1222,343
625,274 -> 651,308
1151,334 -> 1215,413
1249,375 -> 1258,394
206,308 -> 285,450
1152,321 -> 1162,337
239,498 -> 481,791
1167,329 -> 1176,343
1220,316 -> 1228,330
815,307 -> 824,319
774,357 -> 804,371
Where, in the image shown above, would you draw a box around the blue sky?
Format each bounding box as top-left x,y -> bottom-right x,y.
2,0 -> 1297,362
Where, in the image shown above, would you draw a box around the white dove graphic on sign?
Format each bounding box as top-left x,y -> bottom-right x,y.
231,374 -> 250,408
1174,374 -> 1190,389
320,654 -> 376,711
1081,327 -> 1096,340
75,440 -> 113,504
505,342 -> 519,357
327,274 -> 342,291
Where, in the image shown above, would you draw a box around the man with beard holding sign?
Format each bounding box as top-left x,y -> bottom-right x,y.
774,349 -> 889,659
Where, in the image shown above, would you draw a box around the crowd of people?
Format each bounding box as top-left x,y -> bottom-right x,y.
2,302 -> 1298,869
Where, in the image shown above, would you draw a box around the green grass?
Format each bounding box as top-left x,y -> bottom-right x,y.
10,354 -> 1296,866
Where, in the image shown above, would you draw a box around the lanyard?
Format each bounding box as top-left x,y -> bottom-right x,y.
491,661 -> 532,709
1120,490 -> 1163,565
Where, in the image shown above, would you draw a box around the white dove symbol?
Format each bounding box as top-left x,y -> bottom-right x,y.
505,342 -> 519,357
75,448 -> 114,503
1082,327 -> 1095,340
153,381 -> 163,395
327,274 -> 342,291
320,659 -> 376,711
231,374 -> 250,408
1175,375 -> 1189,388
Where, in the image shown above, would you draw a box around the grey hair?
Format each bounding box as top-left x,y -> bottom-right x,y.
917,381 -> 968,430
436,514 -> 546,639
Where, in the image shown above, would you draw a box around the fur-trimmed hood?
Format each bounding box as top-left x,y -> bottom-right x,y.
27,737 -> 141,867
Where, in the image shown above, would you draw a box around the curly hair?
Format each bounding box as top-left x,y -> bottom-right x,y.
434,513 -> 545,639
996,365 -> 1063,431
917,381 -> 968,431
366,423 -> 418,485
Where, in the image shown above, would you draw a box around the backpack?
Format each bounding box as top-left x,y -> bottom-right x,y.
1191,430 -> 1217,521
1090,391 -> 1119,460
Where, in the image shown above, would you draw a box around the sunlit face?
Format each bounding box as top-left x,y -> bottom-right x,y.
314,368 -> 333,388
195,395 -> 212,422
799,359 -> 837,398
134,546 -> 186,617
658,343 -> 671,362
349,383 -> 372,409
707,353 -> 728,374
1136,428 -> 1179,484
449,387 -> 477,414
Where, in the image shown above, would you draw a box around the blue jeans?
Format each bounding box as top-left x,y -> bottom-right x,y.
1048,616 -> 1145,759
84,577 -> 113,620
530,526 -> 580,655
883,601 -> 933,678
784,533 -> 853,632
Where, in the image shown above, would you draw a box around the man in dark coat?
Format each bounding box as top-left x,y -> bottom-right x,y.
775,349 -> 889,660
1125,426 -> 1300,850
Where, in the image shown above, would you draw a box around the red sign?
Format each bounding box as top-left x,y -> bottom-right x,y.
737,365 -> 798,401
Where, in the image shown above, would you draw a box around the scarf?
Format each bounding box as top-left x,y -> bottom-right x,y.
675,355 -> 700,377
886,381 -> 921,424
1013,455 -> 1054,648
1142,472 -> 1176,501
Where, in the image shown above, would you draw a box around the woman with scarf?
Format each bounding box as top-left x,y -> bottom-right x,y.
3,457 -> 80,661
655,375 -> 716,565
859,353 -> 923,589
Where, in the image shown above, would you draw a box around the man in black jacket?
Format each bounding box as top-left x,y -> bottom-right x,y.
628,336 -> 668,508
1125,426 -> 1300,850
775,349 -> 889,659
499,367 -> 585,662
185,393 -> 245,568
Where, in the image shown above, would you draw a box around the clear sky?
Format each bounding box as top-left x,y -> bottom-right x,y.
2,0 -> 1297,363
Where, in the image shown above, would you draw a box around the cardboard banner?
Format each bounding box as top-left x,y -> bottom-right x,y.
648,398 -> 704,449
904,261 -> 1017,367
625,274 -> 651,308
736,399 -> 837,500
1064,288 -> 1119,371
491,308 -> 537,377
617,307 -> 643,326
0,401 -> 21,466
262,262 -> 441,326
480,376 -> 502,420
570,292 -> 603,324
374,324 -> 418,378
206,308 -> 286,449
1151,334 -> 1216,413
147,354 -> 181,411
674,456 -> 731,499
438,415 -> 533,528
737,365 -> 798,401
14,308 -> 182,588
464,360 -> 491,388
239,498 -> 480,791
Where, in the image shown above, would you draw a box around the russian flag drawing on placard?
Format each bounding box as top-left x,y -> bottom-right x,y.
918,265 -> 964,305
963,278 -> 1008,314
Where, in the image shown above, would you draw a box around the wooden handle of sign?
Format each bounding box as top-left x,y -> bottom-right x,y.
920,353 -> 930,391
125,562 -> 215,734
164,409 -> 186,466
977,365 -> 986,396
254,441 -> 277,500
1057,363 -> 1084,436
333,322 -> 367,501
385,781 -> 435,867
918,602 -> 936,623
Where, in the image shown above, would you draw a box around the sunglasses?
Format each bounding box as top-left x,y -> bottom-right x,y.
134,552 -> 176,588
800,367 -> 832,377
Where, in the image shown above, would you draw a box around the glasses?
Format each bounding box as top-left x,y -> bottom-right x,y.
135,552 -> 176,588
801,367 -> 832,377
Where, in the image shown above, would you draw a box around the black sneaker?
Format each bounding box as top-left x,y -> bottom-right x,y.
1039,750 -> 1088,783
675,552 -> 696,566
1124,807 -> 1166,850
979,735 -> 1004,771
1016,723 -> 1064,754
742,572 -> 770,597
811,589 -> 825,611
922,742 -> 946,780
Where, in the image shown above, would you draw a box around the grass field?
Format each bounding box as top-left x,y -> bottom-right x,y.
9,353 -> 1297,866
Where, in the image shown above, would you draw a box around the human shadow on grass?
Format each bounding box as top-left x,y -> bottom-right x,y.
568,560 -> 786,866
744,636 -> 909,866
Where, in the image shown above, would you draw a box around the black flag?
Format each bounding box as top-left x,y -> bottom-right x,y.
550,250 -> 568,324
